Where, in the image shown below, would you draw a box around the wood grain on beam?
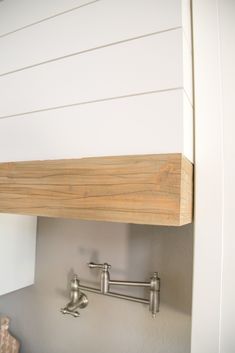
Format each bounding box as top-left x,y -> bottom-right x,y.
0,154 -> 193,226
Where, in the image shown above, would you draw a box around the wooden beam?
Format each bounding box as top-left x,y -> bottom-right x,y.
0,154 -> 193,226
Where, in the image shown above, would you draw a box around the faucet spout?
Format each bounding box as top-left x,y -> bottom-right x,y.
61,275 -> 88,318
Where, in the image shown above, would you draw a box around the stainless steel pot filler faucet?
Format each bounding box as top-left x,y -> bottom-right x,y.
61,262 -> 160,318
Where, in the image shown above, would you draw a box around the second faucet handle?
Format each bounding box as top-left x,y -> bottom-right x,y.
88,262 -> 111,271
88,262 -> 111,294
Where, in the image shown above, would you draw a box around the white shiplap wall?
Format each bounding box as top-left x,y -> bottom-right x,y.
0,0 -> 193,162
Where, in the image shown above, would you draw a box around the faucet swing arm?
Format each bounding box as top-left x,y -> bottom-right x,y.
77,283 -> 150,305
83,262 -> 160,318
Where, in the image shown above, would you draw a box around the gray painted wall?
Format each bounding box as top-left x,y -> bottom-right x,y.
0,218 -> 193,353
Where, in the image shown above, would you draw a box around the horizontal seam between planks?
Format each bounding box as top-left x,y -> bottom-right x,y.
0,0 -> 100,38
0,27 -> 182,78
0,87 -> 183,120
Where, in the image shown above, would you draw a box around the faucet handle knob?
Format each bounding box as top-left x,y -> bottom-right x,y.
88,262 -> 111,271
60,308 -> 80,317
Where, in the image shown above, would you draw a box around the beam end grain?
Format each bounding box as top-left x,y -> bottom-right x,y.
179,155 -> 194,225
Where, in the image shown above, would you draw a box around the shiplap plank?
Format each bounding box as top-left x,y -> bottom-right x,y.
183,93 -> 194,161
0,154 -> 193,226
182,33 -> 193,102
0,0 -> 184,75
0,90 -> 193,163
0,29 -> 192,118
0,0 -> 94,36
